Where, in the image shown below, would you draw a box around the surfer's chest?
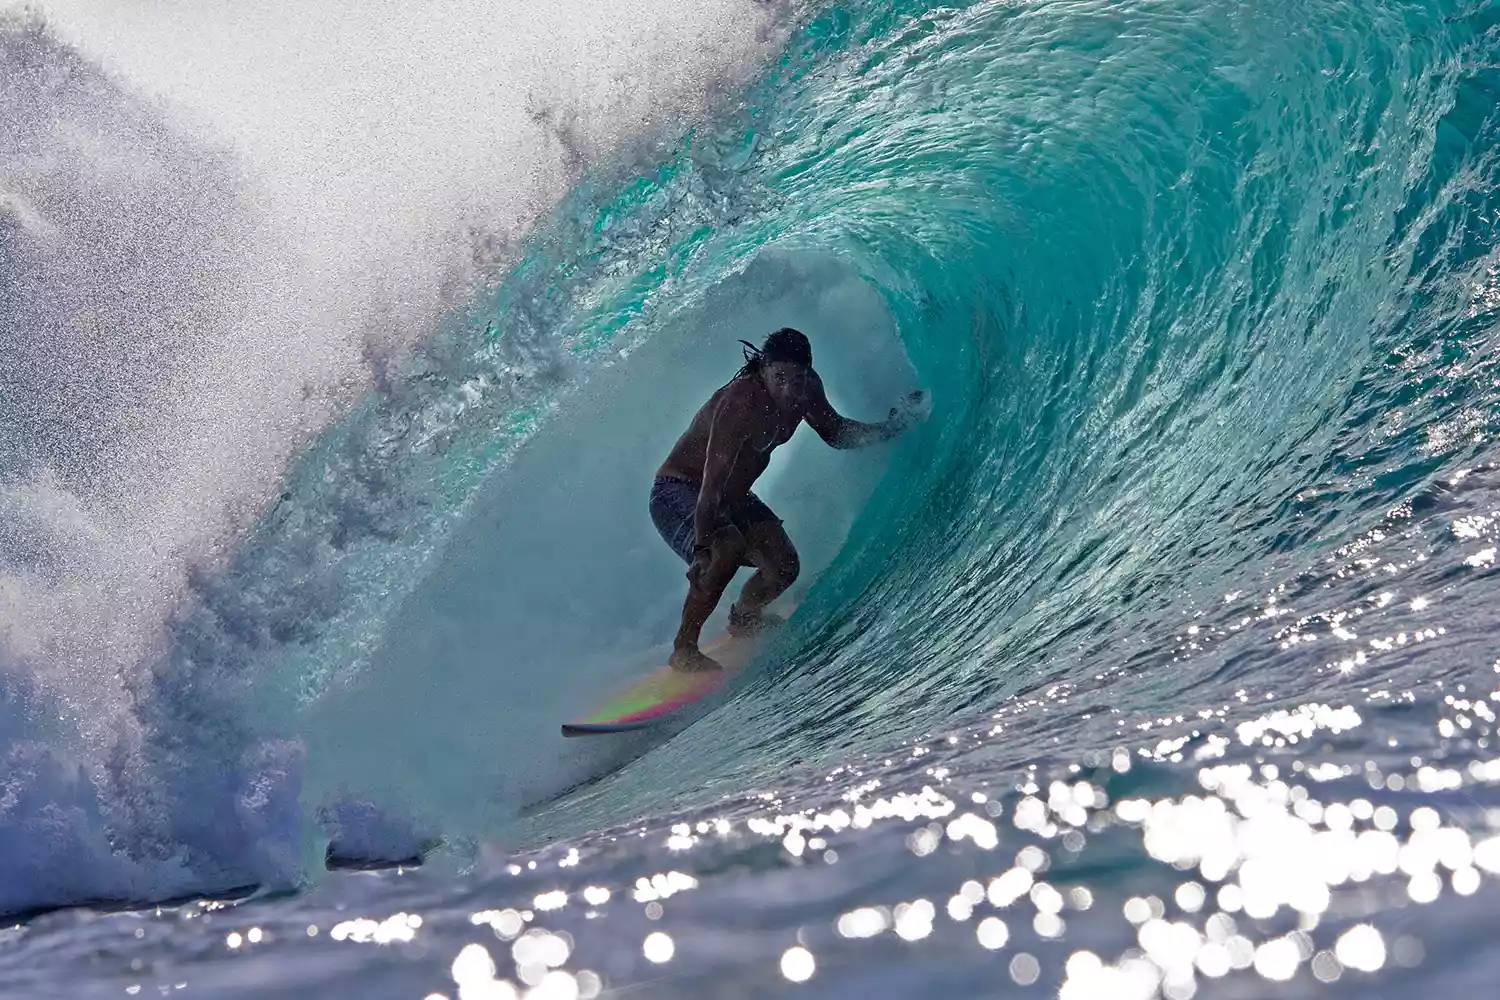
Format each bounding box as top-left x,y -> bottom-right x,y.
749,418 -> 798,453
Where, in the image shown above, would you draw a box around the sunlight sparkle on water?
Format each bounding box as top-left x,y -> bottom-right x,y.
893,899 -> 935,941
780,946 -> 816,982
290,671 -> 1500,999
1010,952 -> 1040,985
976,916 -> 1009,950
642,932 -> 674,963
836,904 -> 887,939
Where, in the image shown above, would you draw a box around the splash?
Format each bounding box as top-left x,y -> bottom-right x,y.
0,0 -> 786,914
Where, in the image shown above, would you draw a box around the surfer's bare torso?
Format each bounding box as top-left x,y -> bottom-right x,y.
657,373 -> 811,503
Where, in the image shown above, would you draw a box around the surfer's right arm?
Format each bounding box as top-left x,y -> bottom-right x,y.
805,374 -> 930,449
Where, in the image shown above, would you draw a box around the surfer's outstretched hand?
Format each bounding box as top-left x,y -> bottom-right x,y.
889,389 -> 932,429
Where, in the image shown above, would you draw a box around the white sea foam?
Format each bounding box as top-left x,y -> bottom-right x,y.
1,0 -> 786,915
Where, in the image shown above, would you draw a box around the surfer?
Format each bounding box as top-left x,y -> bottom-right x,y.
651,328 -> 929,672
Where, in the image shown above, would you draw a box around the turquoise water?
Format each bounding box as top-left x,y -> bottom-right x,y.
7,0 -> 1500,996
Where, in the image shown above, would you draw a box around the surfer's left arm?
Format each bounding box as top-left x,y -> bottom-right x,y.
805,374 -> 930,450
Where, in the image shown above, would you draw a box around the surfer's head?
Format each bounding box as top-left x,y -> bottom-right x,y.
738,328 -> 813,406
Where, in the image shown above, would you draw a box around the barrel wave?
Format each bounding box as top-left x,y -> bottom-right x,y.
4,0 -> 1500,941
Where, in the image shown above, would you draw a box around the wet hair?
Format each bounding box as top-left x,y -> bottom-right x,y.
734,327 -> 813,381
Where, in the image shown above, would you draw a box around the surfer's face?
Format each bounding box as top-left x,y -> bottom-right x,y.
762,361 -> 811,409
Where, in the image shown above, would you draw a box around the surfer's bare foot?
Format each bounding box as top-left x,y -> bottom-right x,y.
669,645 -> 724,673
727,604 -> 786,639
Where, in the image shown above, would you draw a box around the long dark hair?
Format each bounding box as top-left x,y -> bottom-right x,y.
733,327 -> 812,381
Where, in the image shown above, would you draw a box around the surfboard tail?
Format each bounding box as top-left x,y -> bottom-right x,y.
559,602 -> 794,737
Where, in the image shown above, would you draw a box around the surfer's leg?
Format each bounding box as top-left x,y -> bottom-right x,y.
671,529 -> 746,671
730,517 -> 799,636
651,477 -> 734,670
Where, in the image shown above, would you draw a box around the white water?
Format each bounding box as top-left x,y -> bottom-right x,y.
1,0 -> 785,914
6,0 -> 783,732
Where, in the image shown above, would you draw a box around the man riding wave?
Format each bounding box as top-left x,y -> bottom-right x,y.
650,328 -> 929,672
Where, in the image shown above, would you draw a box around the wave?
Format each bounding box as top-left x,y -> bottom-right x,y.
4,0 -> 1500,917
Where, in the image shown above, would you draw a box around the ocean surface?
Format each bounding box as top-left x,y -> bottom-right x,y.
4,0 -> 1500,996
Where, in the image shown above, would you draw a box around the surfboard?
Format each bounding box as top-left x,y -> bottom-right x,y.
561,612 -> 783,737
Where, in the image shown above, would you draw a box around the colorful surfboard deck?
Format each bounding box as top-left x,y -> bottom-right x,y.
561,611 -> 784,737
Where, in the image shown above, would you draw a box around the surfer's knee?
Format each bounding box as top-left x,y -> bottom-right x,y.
704,532 -> 746,576
756,546 -> 798,593
745,521 -> 797,586
775,548 -> 800,588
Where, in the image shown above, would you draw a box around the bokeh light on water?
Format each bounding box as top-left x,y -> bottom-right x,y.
18,660 -> 1495,999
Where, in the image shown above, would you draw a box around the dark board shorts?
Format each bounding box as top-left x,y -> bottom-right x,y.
649,476 -> 781,565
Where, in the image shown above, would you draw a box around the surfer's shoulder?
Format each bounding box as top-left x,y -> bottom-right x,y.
714,374 -> 758,410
